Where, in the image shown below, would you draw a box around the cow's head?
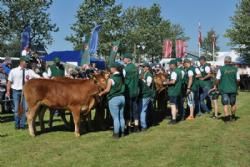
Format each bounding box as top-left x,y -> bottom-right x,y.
154,73 -> 168,93
92,71 -> 108,90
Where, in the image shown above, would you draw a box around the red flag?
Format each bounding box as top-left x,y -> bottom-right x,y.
175,40 -> 185,58
163,40 -> 172,58
198,23 -> 202,47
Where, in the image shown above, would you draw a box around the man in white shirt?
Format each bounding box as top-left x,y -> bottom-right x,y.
6,56 -> 40,129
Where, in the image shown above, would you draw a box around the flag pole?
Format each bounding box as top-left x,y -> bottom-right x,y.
198,22 -> 202,58
199,43 -> 201,58
212,42 -> 215,63
212,32 -> 215,65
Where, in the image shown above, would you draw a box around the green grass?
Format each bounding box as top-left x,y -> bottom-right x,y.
0,92 -> 250,167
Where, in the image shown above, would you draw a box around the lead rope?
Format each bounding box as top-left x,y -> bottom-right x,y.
18,68 -> 25,116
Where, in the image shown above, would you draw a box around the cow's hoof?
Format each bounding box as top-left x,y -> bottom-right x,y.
29,133 -> 36,137
75,132 -> 80,137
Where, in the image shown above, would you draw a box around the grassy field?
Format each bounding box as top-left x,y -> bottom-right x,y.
0,92 -> 250,167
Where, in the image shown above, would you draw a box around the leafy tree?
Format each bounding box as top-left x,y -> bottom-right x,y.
68,2 -> 187,62
201,29 -> 220,61
225,0 -> 250,63
65,0 -> 123,57
0,0 -> 58,57
120,4 -> 188,62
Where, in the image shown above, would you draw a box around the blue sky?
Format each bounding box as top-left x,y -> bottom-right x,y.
47,0 -> 237,53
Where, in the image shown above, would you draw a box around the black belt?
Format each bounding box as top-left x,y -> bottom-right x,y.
13,89 -> 22,92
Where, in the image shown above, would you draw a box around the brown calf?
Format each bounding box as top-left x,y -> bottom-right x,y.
23,73 -> 106,137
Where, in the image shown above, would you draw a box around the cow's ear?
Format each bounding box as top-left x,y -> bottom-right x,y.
89,74 -> 94,79
92,76 -> 98,83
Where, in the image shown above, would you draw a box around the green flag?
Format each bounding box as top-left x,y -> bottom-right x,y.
108,41 -> 120,67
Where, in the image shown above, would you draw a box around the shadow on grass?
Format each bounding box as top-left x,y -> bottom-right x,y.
0,134 -> 8,137
147,103 -> 171,128
0,113 -> 13,123
217,115 -> 240,122
35,124 -> 73,136
31,102 -> 171,136
34,119 -> 113,136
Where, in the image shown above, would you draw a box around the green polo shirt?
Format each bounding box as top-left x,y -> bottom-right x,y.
199,63 -> 212,89
185,66 -> 199,92
218,64 -> 238,94
168,68 -> 182,97
124,63 -> 139,98
139,71 -> 154,98
107,73 -> 125,100
49,64 -> 65,77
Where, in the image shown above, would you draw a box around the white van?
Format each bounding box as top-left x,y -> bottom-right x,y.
159,58 -> 175,69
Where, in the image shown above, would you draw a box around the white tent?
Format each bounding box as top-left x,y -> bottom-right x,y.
215,50 -> 240,66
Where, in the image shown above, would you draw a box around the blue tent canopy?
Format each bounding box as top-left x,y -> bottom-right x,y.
44,50 -> 106,70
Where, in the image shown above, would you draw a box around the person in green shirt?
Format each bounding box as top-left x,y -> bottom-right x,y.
99,62 -> 125,139
164,60 -> 182,124
123,53 -> 140,132
47,57 -> 65,78
183,59 -> 201,120
176,58 -> 185,121
138,63 -> 154,131
108,41 -> 120,67
199,56 -> 212,114
215,56 -> 240,122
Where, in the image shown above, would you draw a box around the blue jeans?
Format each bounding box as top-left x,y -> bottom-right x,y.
130,97 -> 139,121
12,89 -> 28,128
108,96 -> 125,134
221,93 -> 236,106
139,97 -> 151,129
199,87 -> 210,113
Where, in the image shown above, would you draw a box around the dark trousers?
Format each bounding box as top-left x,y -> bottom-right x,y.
125,97 -> 138,123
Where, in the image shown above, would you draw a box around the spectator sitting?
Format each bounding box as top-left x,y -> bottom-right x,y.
1,57 -> 12,75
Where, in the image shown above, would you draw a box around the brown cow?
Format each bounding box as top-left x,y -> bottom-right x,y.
154,73 -> 168,93
153,73 -> 168,112
38,77 -> 88,132
23,73 -> 107,137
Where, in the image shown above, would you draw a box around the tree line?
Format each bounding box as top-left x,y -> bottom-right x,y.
0,0 -> 249,63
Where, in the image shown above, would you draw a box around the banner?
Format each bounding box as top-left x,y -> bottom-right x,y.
21,26 -> 31,55
175,40 -> 186,58
183,41 -> 187,57
163,40 -> 172,58
89,25 -> 102,55
80,36 -> 90,65
198,23 -> 202,47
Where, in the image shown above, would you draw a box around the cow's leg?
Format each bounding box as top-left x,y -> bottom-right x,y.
26,104 -> 39,137
60,110 -> 73,130
49,109 -> 55,129
87,98 -> 95,131
87,111 -> 94,131
81,114 -> 88,133
70,106 -> 81,137
39,106 -> 46,132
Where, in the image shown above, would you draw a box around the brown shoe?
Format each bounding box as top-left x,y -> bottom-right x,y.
186,116 -> 194,120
